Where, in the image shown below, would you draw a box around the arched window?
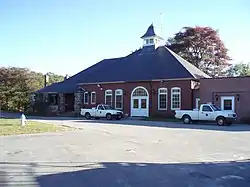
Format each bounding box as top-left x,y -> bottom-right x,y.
91,92 -> 96,104
115,89 -> 123,109
171,87 -> 181,110
132,87 -> 148,97
84,92 -> 89,104
105,90 -> 112,106
158,88 -> 168,110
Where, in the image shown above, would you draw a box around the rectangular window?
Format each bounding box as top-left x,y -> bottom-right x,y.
171,88 -> 181,110
141,99 -> 147,109
115,89 -> 123,109
105,90 -> 112,106
48,94 -> 58,105
158,88 -> 168,110
105,95 -> 112,106
84,92 -> 89,104
91,92 -> 96,104
115,95 -> 122,109
133,99 -> 139,108
223,100 -> 232,110
150,38 -> 154,44
159,94 -> 167,109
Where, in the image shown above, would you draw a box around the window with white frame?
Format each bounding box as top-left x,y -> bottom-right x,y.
115,89 -> 123,109
171,87 -> 181,110
91,92 -> 96,104
84,92 -> 89,104
105,90 -> 112,106
158,88 -> 168,110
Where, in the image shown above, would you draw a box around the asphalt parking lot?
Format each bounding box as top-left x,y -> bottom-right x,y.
1,119 -> 250,187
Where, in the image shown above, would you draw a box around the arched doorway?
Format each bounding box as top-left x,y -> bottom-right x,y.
131,86 -> 149,117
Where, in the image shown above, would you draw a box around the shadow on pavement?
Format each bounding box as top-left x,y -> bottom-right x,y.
0,160 -> 250,187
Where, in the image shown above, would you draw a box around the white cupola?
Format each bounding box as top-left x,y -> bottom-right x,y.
141,24 -> 164,50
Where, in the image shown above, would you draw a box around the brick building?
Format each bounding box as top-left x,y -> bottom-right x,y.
37,24 -> 210,117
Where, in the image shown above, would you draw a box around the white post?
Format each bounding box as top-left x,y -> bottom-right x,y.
20,113 -> 27,126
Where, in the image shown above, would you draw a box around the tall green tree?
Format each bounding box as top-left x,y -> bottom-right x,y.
0,67 -> 64,112
167,26 -> 231,77
227,62 -> 250,76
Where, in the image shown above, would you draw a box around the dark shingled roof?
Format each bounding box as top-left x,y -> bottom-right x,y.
141,24 -> 163,39
37,46 -> 210,93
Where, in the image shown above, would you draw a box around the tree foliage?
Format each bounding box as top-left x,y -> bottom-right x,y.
227,62 -> 250,77
0,67 -> 64,112
167,26 -> 231,77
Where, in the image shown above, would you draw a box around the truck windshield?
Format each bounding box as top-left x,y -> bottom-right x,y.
211,105 -> 220,111
103,105 -> 113,110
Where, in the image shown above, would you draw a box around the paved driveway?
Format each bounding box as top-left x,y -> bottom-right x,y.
1,119 -> 250,187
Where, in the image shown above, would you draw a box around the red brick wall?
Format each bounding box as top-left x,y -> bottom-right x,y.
200,77 -> 250,120
79,79 -> 194,117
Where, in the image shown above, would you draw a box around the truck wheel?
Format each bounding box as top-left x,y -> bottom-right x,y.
182,115 -> 191,124
106,113 -> 112,120
216,117 -> 225,126
85,112 -> 91,120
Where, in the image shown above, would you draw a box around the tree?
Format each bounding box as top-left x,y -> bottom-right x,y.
227,62 -> 250,76
0,66 -> 64,112
167,26 -> 231,77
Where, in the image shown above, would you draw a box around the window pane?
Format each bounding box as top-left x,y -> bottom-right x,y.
132,88 -> 147,96
172,89 -> 180,93
224,100 -> 232,110
141,99 -> 147,109
105,95 -> 112,106
133,99 -> 139,108
115,95 -> 122,109
116,102 -> 122,109
159,89 -> 167,93
84,93 -> 88,103
159,94 -> 167,109
172,93 -> 180,109
91,93 -> 96,103
115,90 -> 122,95
202,106 -> 212,112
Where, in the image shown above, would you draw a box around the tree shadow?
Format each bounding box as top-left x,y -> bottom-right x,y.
1,160 -> 250,187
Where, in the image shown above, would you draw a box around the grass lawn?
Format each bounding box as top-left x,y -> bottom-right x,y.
0,119 -> 73,136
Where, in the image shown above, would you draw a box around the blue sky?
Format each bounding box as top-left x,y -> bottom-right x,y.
0,0 -> 249,76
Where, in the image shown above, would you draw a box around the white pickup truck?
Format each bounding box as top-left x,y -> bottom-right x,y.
175,103 -> 237,126
80,104 -> 124,120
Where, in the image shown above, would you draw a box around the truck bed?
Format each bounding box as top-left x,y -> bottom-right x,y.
175,109 -> 199,120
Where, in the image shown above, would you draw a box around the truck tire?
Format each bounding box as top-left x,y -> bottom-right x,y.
182,115 -> 191,124
85,112 -> 91,120
216,116 -> 225,126
106,113 -> 112,120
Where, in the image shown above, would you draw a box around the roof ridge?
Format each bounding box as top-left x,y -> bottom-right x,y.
164,46 -> 211,78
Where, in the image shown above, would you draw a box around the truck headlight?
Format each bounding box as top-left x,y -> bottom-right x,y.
228,114 -> 235,117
